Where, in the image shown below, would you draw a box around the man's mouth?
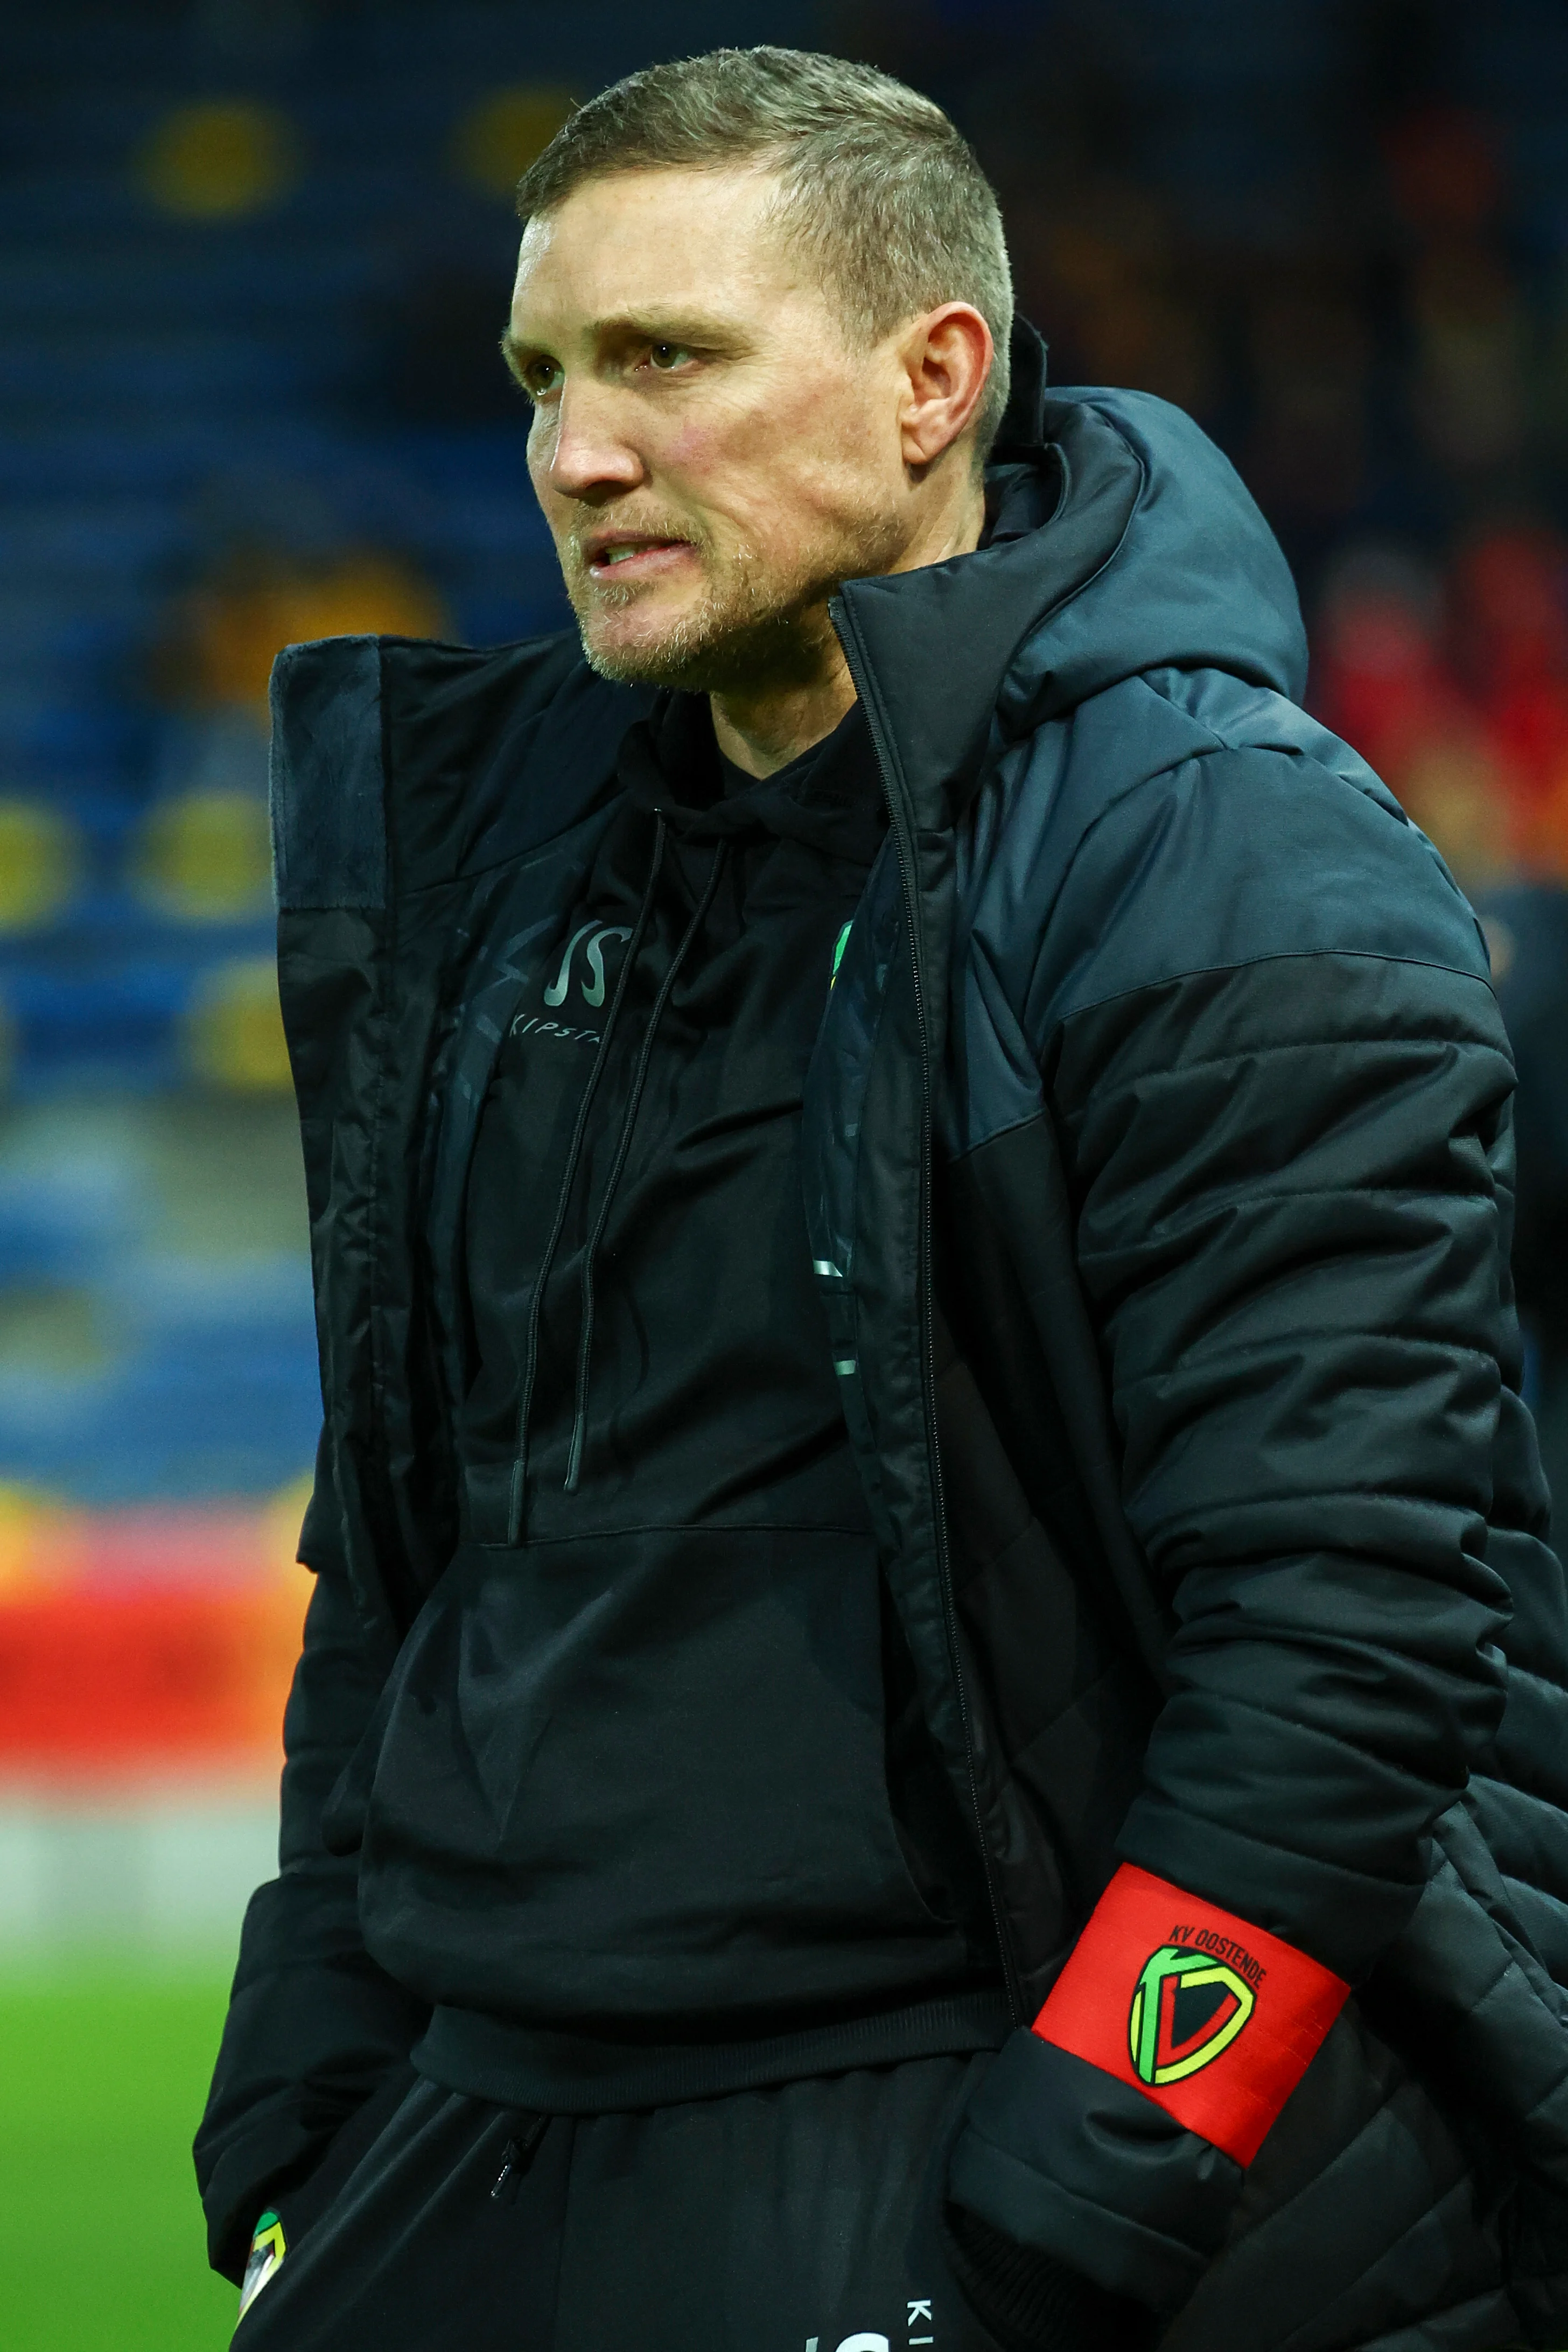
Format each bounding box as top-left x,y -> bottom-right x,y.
583,535 -> 695,582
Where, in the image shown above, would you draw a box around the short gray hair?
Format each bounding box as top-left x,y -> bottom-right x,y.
514,47 -> 1014,460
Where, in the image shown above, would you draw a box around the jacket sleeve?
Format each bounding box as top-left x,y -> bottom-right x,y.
948,738 -> 1518,2313
193,1470 -> 428,2283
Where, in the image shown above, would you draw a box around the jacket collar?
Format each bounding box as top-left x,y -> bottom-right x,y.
830,321 -> 1141,835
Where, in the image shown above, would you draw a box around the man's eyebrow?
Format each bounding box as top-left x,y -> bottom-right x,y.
502,310 -> 744,361
594,308 -> 741,342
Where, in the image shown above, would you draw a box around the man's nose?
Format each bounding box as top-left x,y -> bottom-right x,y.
543,379 -> 646,501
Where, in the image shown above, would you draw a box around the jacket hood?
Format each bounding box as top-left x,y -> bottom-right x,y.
831,320 -> 1307,830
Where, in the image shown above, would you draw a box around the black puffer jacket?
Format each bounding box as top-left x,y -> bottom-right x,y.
198,328 -> 1568,2351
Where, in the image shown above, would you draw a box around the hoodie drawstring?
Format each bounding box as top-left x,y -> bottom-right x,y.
506,822 -> 727,1540
563,837 -> 726,1494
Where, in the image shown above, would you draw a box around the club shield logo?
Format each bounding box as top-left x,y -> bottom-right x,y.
237,2208 -> 286,2320
1128,1942 -> 1256,2087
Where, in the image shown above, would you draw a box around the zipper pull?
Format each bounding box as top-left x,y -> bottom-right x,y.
491,2139 -> 520,2200
491,2112 -> 547,2201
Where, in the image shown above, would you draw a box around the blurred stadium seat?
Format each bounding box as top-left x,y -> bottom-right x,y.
136,100 -> 300,221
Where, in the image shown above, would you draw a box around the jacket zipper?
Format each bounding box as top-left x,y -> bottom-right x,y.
832,599 -> 1025,2028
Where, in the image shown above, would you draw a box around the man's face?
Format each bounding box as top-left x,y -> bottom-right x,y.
506,166 -> 913,692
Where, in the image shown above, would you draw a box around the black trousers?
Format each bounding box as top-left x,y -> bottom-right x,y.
233,2052 -> 1011,2352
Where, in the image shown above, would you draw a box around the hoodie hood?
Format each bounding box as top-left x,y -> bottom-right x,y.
831,320 -> 1307,832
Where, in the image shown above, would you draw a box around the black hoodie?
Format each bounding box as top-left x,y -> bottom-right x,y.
353,692 -> 1004,2109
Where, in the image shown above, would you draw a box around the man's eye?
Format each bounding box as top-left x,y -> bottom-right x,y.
523,359 -> 563,398
648,342 -> 693,372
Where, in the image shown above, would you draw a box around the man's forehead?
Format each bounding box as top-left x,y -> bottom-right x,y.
510,164 -> 801,328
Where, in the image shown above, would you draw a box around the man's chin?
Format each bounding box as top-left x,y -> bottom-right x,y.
576,600 -> 831,698
577,610 -> 706,690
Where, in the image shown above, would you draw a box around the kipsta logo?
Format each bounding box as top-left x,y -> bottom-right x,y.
1128,1942 -> 1256,2086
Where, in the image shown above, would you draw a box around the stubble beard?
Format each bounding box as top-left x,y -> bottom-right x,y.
564,508 -> 906,698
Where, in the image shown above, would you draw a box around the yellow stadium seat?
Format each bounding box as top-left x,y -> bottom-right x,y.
134,788 -> 272,922
137,101 -> 297,221
0,799 -> 82,932
452,86 -> 576,199
184,956 -> 293,1094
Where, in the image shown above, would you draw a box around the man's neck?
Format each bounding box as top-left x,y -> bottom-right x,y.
712,474 -> 987,779
709,644 -> 859,781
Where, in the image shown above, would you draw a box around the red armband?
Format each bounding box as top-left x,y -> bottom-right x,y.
1033,1863 -> 1350,2166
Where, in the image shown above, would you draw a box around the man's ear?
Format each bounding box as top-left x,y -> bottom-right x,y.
897,303 -> 994,471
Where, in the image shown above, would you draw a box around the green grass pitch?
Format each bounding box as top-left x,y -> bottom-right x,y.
0,1969 -> 240,2350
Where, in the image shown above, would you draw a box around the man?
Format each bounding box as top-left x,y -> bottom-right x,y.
198,46 -> 1568,2352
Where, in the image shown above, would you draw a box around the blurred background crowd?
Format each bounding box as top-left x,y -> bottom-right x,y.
5,1 -> 1568,2340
